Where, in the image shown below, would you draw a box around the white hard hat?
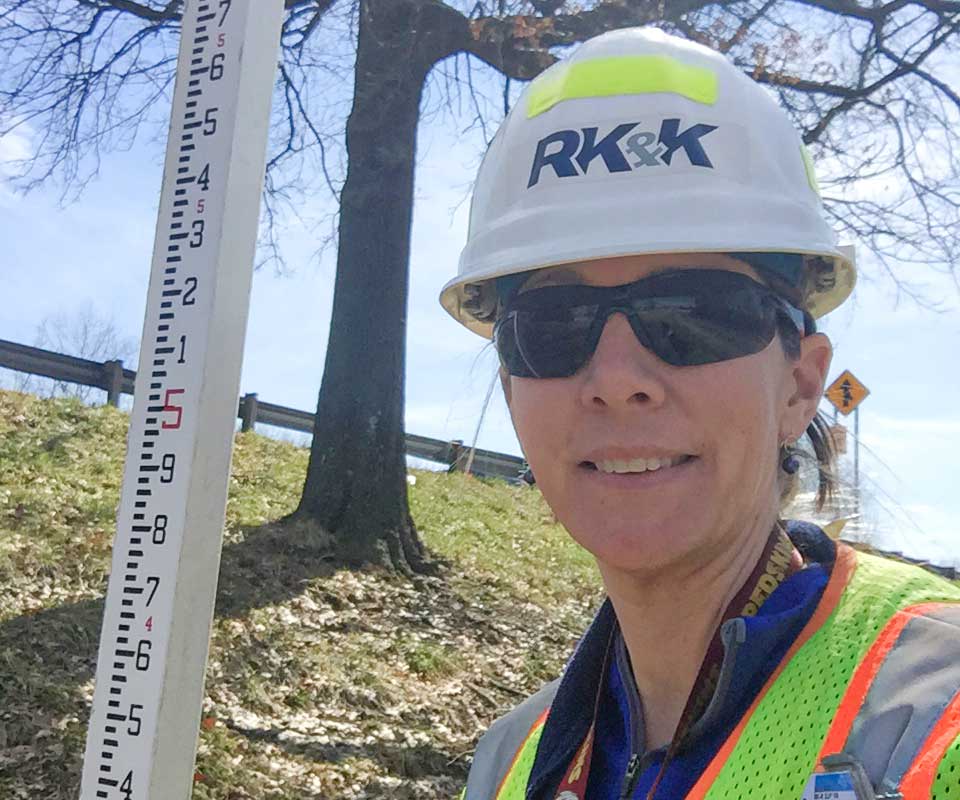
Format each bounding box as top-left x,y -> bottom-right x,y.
440,27 -> 856,338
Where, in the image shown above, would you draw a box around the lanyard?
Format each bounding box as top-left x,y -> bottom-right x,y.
553,526 -> 802,800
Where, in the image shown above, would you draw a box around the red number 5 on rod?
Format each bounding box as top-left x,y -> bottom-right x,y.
162,389 -> 185,430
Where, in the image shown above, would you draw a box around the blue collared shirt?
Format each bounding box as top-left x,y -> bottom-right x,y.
525,522 -> 836,800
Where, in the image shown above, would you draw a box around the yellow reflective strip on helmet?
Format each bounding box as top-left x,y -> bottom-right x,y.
800,144 -> 820,196
527,55 -> 718,119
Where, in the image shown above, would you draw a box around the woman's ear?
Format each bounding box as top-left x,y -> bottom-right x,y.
786,332 -> 832,431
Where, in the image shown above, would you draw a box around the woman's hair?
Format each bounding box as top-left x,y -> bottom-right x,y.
779,411 -> 837,512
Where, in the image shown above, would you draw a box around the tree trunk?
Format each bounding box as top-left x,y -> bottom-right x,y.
289,0 -> 435,573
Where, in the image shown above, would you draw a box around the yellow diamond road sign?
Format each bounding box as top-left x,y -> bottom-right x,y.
825,369 -> 870,416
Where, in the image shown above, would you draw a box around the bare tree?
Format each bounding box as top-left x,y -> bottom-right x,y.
15,303 -> 139,402
2,0 -> 958,572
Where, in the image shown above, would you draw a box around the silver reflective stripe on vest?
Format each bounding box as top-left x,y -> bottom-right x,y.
464,679 -> 559,800
843,605 -> 960,796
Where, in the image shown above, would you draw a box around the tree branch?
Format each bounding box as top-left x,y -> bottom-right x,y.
76,0 -> 183,22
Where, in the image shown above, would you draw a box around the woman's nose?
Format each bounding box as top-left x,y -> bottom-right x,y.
578,312 -> 668,409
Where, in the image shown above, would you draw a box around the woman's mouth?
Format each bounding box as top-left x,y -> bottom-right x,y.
586,454 -> 694,474
577,454 -> 698,488
581,454 -> 695,474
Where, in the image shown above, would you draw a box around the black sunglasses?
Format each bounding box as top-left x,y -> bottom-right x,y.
493,269 -> 807,379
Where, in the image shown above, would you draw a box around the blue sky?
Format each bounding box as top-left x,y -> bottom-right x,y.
2,72 -> 958,568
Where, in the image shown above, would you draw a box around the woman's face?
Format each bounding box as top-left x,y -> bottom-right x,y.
502,253 -> 832,576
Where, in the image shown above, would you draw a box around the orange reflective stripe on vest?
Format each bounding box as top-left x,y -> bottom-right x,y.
812,601 -> 960,798
817,602 -> 952,759
494,707 -> 550,800
900,690 -> 960,799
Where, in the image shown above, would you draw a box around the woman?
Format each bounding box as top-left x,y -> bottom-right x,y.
439,28 -> 960,800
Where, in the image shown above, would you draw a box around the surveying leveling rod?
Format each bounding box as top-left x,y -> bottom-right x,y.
79,1 -> 284,797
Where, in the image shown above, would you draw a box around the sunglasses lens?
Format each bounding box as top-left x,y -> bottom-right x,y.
635,288 -> 777,366
496,304 -> 597,378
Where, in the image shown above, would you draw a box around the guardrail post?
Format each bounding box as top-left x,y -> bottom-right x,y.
447,439 -> 464,473
103,360 -> 124,407
240,393 -> 259,432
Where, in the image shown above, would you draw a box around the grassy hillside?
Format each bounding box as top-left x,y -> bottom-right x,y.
0,390 -> 602,799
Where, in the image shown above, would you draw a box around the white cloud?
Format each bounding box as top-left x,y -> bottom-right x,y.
867,415 -> 960,436
0,125 -> 32,205
0,127 -> 31,165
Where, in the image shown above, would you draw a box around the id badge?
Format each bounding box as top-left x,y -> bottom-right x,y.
801,754 -> 875,800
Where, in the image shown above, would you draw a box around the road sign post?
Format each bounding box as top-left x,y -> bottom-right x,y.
855,406 -> 860,496
79,2 -> 284,798
825,369 -> 870,521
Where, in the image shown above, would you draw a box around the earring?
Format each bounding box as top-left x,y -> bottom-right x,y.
781,437 -> 800,475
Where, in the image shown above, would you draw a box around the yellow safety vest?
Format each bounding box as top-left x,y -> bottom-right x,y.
463,546 -> 960,800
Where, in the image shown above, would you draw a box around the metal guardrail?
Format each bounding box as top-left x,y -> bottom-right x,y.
0,338 -> 527,482
0,339 -> 136,404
